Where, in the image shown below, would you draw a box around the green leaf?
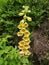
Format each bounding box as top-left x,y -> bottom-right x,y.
0,57 -> 4,65
29,21 -> 37,27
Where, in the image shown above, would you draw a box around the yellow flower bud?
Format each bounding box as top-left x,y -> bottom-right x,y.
22,6 -> 25,8
28,10 -> 31,13
23,15 -> 27,19
27,17 -> 32,21
21,10 -> 25,13
18,12 -> 24,16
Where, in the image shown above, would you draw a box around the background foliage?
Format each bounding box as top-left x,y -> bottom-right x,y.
0,0 -> 49,65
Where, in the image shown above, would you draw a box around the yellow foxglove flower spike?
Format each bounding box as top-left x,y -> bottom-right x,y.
17,5 -> 32,56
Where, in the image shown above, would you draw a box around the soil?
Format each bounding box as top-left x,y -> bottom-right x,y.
30,20 -> 49,65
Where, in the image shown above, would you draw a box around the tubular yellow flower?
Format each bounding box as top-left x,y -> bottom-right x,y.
22,49 -> 28,53
24,39 -> 31,45
24,45 -> 30,49
18,25 -> 23,29
24,30 -> 30,36
23,36 -> 30,41
18,45 -> 24,49
18,40 -> 25,46
21,49 -> 31,55
18,24 -> 25,29
18,12 -> 24,16
18,44 -> 30,50
21,49 -> 31,56
27,17 -> 32,21
18,22 -> 28,29
25,50 -> 31,55
20,28 -> 26,34
24,22 -> 28,28
17,32 -> 23,36
20,19 -> 24,24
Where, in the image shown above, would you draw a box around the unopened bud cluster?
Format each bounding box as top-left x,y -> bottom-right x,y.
17,6 -> 32,56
